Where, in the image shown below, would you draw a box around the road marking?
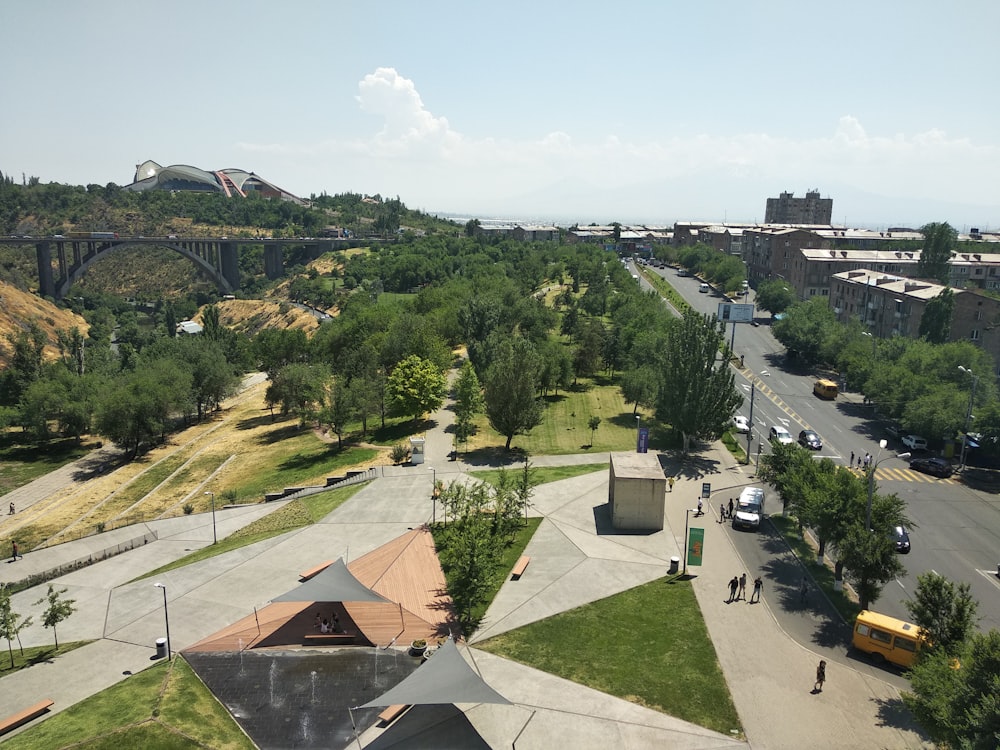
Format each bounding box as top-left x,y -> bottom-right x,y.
976,569 -> 1000,590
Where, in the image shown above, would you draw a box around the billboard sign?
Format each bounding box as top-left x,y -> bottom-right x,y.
687,527 -> 704,566
718,303 -> 755,323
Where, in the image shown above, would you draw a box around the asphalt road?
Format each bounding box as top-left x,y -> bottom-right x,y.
634,259 -> 1000,633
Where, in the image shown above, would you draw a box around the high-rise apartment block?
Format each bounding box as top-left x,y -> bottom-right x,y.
765,190 -> 833,225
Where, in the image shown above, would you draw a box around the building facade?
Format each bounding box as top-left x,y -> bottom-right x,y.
765,190 -> 833,224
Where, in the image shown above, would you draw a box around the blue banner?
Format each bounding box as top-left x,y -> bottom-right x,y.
637,427 -> 649,453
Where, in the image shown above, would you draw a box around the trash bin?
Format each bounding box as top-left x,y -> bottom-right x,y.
155,638 -> 167,659
668,556 -> 680,575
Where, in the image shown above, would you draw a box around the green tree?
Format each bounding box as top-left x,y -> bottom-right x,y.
483,336 -> 543,450
754,279 -> 796,315
0,586 -> 33,668
917,288 -> 954,344
917,222 -> 957,284
904,630 -> 1000,750
837,520 -> 906,610
587,415 -> 601,446
386,355 -> 446,424
772,298 -> 839,365
904,572 -> 978,656
655,309 -> 741,453
264,363 -> 327,424
619,366 -> 658,415
318,377 -> 354,450
34,584 -> 76,649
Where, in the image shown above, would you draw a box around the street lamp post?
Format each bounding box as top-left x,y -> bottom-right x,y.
204,492 -> 217,545
153,583 -> 171,660
958,366 -> 978,470
866,439 -> 910,533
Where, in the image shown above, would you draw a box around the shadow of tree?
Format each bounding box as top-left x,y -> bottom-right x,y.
871,693 -> 929,739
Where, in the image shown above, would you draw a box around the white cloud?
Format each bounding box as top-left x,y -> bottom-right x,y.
236,69 -> 1000,219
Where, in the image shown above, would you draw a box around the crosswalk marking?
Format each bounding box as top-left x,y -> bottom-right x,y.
851,467 -> 956,484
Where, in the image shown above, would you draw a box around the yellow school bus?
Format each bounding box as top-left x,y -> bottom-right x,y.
852,610 -> 925,668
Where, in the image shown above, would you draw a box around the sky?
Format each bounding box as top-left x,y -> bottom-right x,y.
3,1 -> 999,229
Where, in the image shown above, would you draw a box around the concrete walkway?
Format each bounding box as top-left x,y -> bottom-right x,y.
0,386 -> 931,748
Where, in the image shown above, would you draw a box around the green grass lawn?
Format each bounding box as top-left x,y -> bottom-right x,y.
0,657 -> 254,750
468,463 -> 608,488
477,576 -> 743,737
0,437 -> 97,499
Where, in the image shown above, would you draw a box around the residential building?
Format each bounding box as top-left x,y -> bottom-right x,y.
765,190 -> 833,224
743,227 -> 830,286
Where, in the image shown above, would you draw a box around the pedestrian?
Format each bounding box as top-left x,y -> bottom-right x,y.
800,577 -> 809,605
8,502 -> 14,515
696,498 -> 703,517
750,575 -> 762,603
849,451 -> 854,468
332,612 -> 341,633
738,573 -> 747,600
740,354 -> 745,367
814,659 -> 826,692
856,456 -> 862,469
10,540 -> 18,562
668,476 -> 675,493
719,503 -> 726,523
728,497 -> 734,519
728,576 -> 739,603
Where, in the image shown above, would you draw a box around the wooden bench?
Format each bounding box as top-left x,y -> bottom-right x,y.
0,699 -> 54,735
299,560 -> 333,581
377,704 -> 409,725
511,555 -> 531,579
303,633 -> 354,645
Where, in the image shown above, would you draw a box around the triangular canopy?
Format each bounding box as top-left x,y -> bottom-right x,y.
358,639 -> 510,708
273,558 -> 391,604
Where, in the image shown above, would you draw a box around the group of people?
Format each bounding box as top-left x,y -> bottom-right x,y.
314,612 -> 342,633
718,497 -> 736,522
727,572 -> 763,603
848,451 -> 872,471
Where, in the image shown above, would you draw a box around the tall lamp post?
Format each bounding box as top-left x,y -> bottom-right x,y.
153,583 -> 171,660
204,491 -> 217,545
866,439 -> 910,532
958,366 -> 978,470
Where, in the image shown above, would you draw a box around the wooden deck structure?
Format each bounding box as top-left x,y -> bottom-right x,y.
185,526 -> 458,653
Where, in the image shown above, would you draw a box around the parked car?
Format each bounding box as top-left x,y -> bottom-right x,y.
798,429 -> 822,450
885,422 -> 903,439
902,435 -> 928,451
769,426 -> 794,445
909,456 -> 954,478
733,415 -> 750,433
699,283 -> 710,293
892,525 -> 911,554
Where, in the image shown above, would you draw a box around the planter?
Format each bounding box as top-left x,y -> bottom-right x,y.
409,640 -> 427,656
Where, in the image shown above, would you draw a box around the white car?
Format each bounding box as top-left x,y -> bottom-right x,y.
769,426 -> 794,445
733,415 -> 750,433
902,435 -> 928,451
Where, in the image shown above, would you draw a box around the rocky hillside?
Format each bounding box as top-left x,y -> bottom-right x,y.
0,280 -> 89,363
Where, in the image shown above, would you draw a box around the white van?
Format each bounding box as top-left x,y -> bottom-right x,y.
732,487 -> 765,530
699,282 -> 710,293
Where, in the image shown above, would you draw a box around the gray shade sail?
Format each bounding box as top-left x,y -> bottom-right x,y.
272,558 -> 392,604
358,639 -> 510,708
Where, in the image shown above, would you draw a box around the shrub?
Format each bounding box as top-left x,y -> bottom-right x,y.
182,503 -> 194,515
390,444 -> 410,464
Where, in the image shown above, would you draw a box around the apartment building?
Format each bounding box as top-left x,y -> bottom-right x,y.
765,190 -> 833,224
743,226 -> 830,286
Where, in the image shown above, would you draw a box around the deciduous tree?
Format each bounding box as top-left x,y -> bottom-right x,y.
386,355 -> 446,424
484,336 -> 543,450
34,584 -> 76,649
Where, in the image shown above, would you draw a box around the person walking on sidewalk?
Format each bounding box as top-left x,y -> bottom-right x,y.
668,476 -> 675,492
10,540 -> 18,562
750,575 -> 762,603
800,577 -> 809,605
727,497 -> 734,519
814,660 -> 827,692
728,576 -> 739,603
849,451 -> 855,468
738,573 -> 747,600
695,498 -> 704,517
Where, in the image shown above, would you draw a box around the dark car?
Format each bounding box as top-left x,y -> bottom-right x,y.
798,429 -> 822,450
892,525 -> 911,554
909,456 -> 954,478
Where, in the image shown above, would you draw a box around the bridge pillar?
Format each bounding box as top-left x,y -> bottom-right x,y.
36,242 -> 55,298
220,242 -> 240,291
264,245 -> 283,279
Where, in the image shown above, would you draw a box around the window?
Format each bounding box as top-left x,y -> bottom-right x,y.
821,288 -> 830,296
870,628 -> 893,644
856,624 -> 870,637
976,311 -> 983,321
894,636 -> 918,653
971,330 -> 980,341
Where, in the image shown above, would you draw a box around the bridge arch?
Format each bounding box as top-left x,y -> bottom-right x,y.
41,238 -> 238,300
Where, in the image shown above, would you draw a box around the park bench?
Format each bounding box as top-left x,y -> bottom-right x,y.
299,560 -> 333,581
303,632 -> 354,645
377,704 -> 409,725
0,699 -> 54,735
511,555 -> 531,579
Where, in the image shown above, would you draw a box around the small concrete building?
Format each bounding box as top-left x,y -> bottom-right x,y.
608,452 -> 666,531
